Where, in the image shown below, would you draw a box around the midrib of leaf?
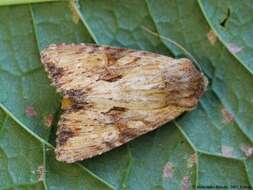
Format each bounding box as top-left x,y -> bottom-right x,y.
119,144 -> 133,190
0,0 -> 62,6
42,144 -> 49,190
244,159 -> 253,188
0,103 -> 52,148
0,113 -> 8,135
143,0 -> 203,74
197,0 -> 253,75
70,0 -> 99,44
143,0 -> 171,56
173,121 -> 199,190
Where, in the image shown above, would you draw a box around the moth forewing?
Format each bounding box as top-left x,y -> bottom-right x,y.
41,44 -> 207,163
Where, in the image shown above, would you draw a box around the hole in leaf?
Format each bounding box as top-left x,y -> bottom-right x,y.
220,8 -> 230,27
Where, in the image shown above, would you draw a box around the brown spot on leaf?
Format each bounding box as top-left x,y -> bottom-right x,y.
207,30 -> 217,45
25,106 -> 37,117
163,162 -> 174,178
37,165 -> 45,181
227,43 -> 242,53
221,145 -> 234,157
182,176 -> 190,190
221,108 -> 234,124
240,144 -> 253,157
187,153 -> 197,168
44,113 -> 53,128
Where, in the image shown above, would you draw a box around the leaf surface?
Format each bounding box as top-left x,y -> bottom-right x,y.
198,0 -> 253,73
0,0 -> 253,189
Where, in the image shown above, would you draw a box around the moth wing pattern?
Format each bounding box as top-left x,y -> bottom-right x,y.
55,104 -> 188,162
41,44 -> 136,101
41,44 -> 206,163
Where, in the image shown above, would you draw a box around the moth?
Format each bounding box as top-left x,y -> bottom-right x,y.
41,44 -> 207,163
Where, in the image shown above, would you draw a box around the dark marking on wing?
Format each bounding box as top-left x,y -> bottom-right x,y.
45,63 -> 64,80
65,89 -> 85,98
57,126 -> 76,146
103,47 -> 133,65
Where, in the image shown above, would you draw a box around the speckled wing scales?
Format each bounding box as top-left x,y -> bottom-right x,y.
41,44 -> 207,163
40,44 -> 132,101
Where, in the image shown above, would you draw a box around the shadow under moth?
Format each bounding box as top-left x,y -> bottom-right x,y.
41,44 -> 207,163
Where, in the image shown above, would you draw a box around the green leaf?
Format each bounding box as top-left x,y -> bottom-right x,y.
198,154 -> 249,187
198,0 -> 253,73
0,105 -> 113,190
0,0 -> 59,6
0,0 -> 253,189
78,0 -> 171,55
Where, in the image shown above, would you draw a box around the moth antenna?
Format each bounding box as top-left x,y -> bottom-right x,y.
142,26 -> 203,73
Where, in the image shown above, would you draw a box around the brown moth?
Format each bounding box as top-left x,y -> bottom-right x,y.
41,44 -> 207,163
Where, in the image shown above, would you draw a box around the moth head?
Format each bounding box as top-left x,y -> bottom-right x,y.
163,58 -> 207,109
